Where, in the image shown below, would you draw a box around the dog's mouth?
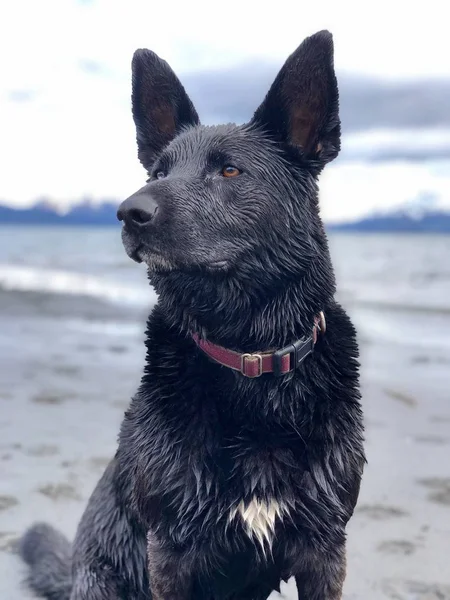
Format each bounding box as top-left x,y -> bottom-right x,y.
121,227 -> 230,274
121,227 -> 170,268
129,244 -> 156,265
128,245 -> 143,264
127,242 -> 176,273
135,247 -> 229,273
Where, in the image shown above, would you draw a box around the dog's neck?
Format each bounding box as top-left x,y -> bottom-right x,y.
151,259 -> 336,353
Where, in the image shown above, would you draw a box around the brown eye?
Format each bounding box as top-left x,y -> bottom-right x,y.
222,165 -> 241,178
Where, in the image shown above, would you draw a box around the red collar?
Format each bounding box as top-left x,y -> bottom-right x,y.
192,312 -> 325,378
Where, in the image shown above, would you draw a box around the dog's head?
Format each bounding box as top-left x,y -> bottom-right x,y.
119,31 -> 340,285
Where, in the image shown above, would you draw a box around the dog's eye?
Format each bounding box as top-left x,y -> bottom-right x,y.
146,171 -> 165,183
222,166 -> 241,178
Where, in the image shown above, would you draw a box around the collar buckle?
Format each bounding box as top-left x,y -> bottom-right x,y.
241,353 -> 263,378
318,310 -> 326,334
273,335 -> 314,377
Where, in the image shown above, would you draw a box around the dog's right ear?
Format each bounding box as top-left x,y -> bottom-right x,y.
131,50 -> 200,169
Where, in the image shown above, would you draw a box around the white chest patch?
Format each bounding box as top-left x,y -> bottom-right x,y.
229,497 -> 290,550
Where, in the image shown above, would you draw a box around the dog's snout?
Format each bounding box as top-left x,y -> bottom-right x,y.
117,185 -> 159,226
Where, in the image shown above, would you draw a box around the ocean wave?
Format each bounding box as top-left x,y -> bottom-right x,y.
65,318 -> 143,337
0,264 -> 154,307
338,281 -> 450,315
350,306 -> 450,351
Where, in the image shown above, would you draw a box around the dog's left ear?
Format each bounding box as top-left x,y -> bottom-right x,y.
251,30 -> 340,169
132,49 -> 200,169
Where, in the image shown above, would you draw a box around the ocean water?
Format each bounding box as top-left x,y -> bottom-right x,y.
1,226 -> 449,351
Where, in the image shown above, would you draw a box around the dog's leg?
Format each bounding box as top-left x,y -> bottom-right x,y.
147,532 -> 193,600
294,545 -> 346,600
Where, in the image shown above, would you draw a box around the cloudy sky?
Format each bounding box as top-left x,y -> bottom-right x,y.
1,0 -> 449,221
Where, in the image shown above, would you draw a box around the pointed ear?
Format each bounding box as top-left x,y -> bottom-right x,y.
251,30 -> 340,168
131,49 -> 200,168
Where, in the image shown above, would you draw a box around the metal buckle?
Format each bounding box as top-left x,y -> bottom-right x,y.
240,353 -> 263,378
319,311 -> 326,334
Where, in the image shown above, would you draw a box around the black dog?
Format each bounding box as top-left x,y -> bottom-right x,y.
20,30 -> 365,600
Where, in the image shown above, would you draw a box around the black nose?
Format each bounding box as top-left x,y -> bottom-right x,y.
117,184 -> 159,226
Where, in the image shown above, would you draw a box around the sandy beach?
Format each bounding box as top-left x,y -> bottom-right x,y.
1,230 -> 449,600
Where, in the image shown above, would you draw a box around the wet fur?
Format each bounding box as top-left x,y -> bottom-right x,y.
20,30 -> 365,600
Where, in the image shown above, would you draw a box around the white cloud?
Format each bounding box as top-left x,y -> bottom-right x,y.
0,0 -> 449,214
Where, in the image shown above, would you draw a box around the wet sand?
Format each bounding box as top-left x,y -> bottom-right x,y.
1,297 -> 450,600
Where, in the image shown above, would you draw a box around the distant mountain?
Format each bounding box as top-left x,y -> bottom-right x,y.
64,201 -> 119,225
328,210 -> 450,233
0,201 -> 120,226
0,202 -> 63,225
1,201 -> 450,232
